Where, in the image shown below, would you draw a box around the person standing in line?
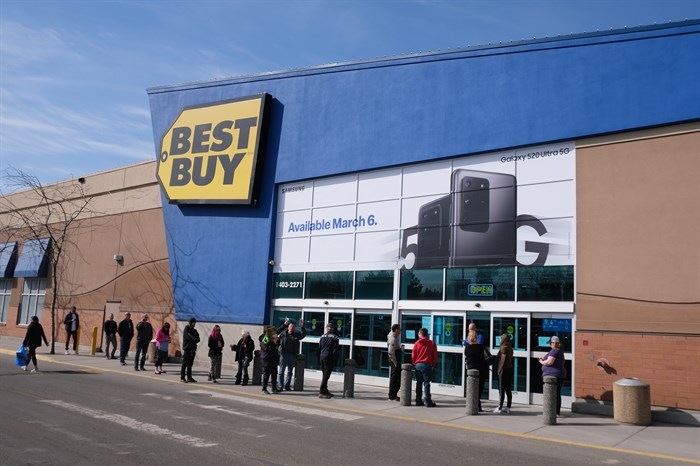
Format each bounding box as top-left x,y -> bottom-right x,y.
494,333 -> 514,414
277,318 -> 306,391
134,314 -> 153,371
232,329 -> 255,386
464,330 -> 487,411
318,323 -> 340,399
411,328 -> 438,408
103,313 -> 118,360
387,324 -> 402,401
208,325 -> 225,383
22,315 -> 49,372
117,312 -> 134,366
259,327 -> 280,394
539,335 -> 566,415
154,322 -> 171,374
63,306 -> 80,355
181,317 -> 200,383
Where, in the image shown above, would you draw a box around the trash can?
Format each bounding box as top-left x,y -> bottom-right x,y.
613,377 -> 651,425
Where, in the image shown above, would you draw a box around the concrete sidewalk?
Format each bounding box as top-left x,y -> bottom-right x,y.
3,336 -> 699,464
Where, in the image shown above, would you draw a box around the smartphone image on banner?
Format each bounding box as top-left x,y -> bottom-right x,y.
415,194 -> 451,268
449,169 -> 517,266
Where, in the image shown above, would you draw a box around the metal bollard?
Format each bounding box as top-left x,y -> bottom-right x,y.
466,369 -> 480,415
252,350 -> 262,385
400,363 -> 413,406
293,354 -> 305,391
148,339 -> 157,363
343,359 -> 356,398
543,376 -> 558,425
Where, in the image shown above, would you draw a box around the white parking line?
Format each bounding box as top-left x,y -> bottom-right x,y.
187,389 -> 363,421
40,400 -> 218,448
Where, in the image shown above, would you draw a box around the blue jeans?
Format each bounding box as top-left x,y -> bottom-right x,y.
414,363 -> 434,405
278,353 -> 296,388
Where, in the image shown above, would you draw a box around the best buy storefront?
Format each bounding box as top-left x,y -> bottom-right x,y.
147,21 -> 700,409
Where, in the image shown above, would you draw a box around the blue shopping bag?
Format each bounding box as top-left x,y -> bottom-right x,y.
15,344 -> 28,367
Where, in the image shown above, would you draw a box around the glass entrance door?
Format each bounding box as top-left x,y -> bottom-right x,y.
489,314 -> 530,405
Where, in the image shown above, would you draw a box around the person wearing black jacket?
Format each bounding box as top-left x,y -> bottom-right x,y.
207,325 -> 224,383
231,330 -> 255,385
117,312 -> 134,366
22,315 -> 48,372
464,330 -> 488,412
258,327 -> 280,394
63,306 -> 80,354
318,323 -> 340,399
134,314 -> 153,371
276,318 -> 306,391
103,313 -> 118,359
181,317 -> 200,383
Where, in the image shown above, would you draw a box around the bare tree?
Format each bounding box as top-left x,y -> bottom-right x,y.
0,168 -> 95,354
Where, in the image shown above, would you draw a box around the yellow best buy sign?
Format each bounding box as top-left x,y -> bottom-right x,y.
157,94 -> 268,204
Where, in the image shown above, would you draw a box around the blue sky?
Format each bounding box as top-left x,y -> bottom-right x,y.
1,0 -> 698,191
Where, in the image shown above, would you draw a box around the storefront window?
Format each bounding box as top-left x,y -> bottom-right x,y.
272,273 -> 304,299
328,312 -> 352,339
399,269 -> 443,300
354,345 -> 389,377
305,271 -> 353,299
0,279 -> 11,323
400,314 -> 431,344
518,266 -> 574,301
433,352 -> 463,386
303,311 -> 326,337
530,317 -> 572,353
433,315 -> 463,347
355,270 -> 394,300
354,313 -> 392,342
18,278 -> 46,325
445,267 -> 514,301
272,309 -> 301,330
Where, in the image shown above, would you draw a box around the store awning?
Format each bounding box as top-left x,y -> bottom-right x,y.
14,238 -> 51,278
0,242 -> 17,278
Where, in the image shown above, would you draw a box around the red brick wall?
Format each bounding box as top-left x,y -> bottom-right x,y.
575,332 -> 700,410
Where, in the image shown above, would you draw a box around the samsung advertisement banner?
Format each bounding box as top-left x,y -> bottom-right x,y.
275,142 -> 575,271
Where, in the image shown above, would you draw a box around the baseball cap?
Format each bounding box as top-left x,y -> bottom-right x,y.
550,336 -> 560,344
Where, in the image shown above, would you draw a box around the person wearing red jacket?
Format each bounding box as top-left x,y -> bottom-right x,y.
411,328 -> 438,407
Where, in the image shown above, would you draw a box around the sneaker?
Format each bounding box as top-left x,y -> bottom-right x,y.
388,396 -> 400,401
262,389 -> 270,394
186,378 -> 198,383
120,361 -> 127,366
65,350 -> 69,355
493,407 -> 503,414
154,370 -> 162,375
503,407 -> 511,414
21,366 -> 27,371
426,402 -> 437,408
31,368 -> 38,373
319,393 -> 331,399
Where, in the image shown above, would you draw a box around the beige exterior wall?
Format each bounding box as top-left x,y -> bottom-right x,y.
0,161 -> 175,353
575,122 -> 700,409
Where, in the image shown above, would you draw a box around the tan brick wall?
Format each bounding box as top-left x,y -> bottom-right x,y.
575,331 -> 700,410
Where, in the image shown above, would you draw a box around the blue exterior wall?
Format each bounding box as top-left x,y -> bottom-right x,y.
147,21 -> 700,324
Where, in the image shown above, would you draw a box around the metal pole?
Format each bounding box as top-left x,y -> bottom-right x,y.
343,359 -> 356,398
293,354 -> 305,391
